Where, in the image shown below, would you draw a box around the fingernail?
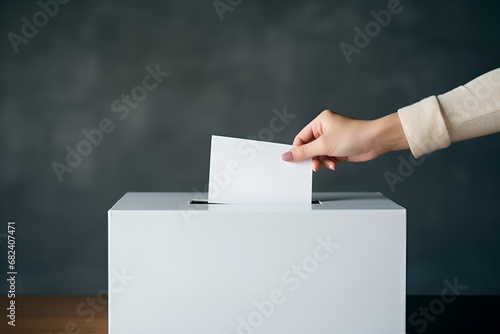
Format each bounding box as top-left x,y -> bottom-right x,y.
312,167 -> 317,172
329,164 -> 335,170
281,151 -> 293,161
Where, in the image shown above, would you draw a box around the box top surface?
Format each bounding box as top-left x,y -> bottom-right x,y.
109,192 -> 404,211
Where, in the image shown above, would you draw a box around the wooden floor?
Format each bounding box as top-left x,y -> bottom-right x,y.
1,295 -> 107,334
1,295 -> 499,333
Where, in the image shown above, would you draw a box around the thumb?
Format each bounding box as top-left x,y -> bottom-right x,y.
282,140 -> 323,162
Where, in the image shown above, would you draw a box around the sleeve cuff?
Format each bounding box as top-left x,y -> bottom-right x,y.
397,96 -> 451,158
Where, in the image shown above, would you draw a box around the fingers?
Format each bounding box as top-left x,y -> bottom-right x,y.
292,126 -> 315,146
320,156 -> 337,170
292,116 -> 323,146
282,139 -> 324,162
312,157 -> 321,172
287,110 -> 339,166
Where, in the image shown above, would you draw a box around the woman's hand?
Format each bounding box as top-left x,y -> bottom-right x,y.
281,110 -> 409,171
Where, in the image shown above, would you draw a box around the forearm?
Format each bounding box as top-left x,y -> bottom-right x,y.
397,68 -> 500,158
438,68 -> 500,142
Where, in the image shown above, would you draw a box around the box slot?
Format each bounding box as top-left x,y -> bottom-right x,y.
188,199 -> 322,205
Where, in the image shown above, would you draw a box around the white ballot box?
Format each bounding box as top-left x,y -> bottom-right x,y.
108,192 -> 406,334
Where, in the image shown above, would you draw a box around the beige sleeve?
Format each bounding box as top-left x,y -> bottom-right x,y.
397,68 -> 500,158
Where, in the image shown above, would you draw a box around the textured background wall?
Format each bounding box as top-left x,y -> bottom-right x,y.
1,0 -> 499,294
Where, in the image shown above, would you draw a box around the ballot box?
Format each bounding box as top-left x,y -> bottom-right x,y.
108,192 -> 406,334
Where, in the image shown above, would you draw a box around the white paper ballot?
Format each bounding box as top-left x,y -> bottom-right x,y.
208,135 -> 312,204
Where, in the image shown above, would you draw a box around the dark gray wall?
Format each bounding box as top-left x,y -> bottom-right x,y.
1,0 -> 499,294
